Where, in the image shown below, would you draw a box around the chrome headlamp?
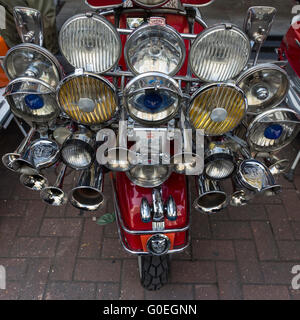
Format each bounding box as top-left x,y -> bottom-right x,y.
57,72 -> 118,125
126,165 -> 172,188
189,24 -> 250,82
124,24 -> 185,76
237,63 -> 289,114
4,77 -> 60,123
246,108 -> 300,152
61,130 -> 95,170
133,0 -> 170,7
3,43 -> 63,87
188,83 -> 247,136
59,13 -> 121,73
124,72 -> 182,124
204,143 -> 235,180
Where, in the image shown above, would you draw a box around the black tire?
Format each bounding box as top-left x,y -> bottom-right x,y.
138,254 -> 170,291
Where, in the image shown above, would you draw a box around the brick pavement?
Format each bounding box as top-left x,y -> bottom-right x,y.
0,122 -> 300,300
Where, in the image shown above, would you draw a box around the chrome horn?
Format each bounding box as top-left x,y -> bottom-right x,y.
230,176 -> 253,207
40,164 -> 67,206
20,172 -> 49,191
193,175 -> 227,214
2,127 -> 37,174
69,162 -> 105,211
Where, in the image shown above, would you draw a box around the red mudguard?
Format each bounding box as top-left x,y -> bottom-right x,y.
280,22 -> 300,77
112,172 -> 190,253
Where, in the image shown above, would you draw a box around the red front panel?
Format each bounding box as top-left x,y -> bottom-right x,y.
281,23 -> 300,78
115,172 -> 189,251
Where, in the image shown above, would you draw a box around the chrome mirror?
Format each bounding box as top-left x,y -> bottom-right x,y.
13,7 -> 43,46
244,6 -> 277,65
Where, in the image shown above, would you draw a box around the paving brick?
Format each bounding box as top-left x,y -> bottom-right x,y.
290,289 -> 300,300
101,238 -> 132,259
120,259 -> 144,300
228,204 -> 267,220
243,285 -> 290,300
97,283 -> 120,300
19,258 -> 51,300
78,218 -> 103,258
266,205 -> 294,240
216,262 -> 243,300
0,258 -> 27,281
0,199 -> 28,217
103,221 -> 119,238
277,241 -> 300,261
291,222 -> 300,240
191,213 -> 211,239
50,237 -> 79,281
0,282 -> 22,300
12,183 -> 42,200
11,237 -> 57,258
211,221 -> 252,240
74,259 -> 121,282
261,262 -> 296,285
195,285 -> 219,300
145,284 -> 194,300
251,221 -> 279,261
18,200 -> 46,236
235,240 -> 264,284
171,261 -> 216,284
172,245 -> 192,260
40,218 -> 83,237
45,282 -> 96,300
0,172 -> 18,199
281,190 -> 300,221
45,203 -> 74,218
0,217 -> 21,256
192,239 -> 235,261
207,208 -> 230,221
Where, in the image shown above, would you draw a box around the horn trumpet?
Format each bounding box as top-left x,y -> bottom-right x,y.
69,162 -> 105,211
40,164 -> 68,206
193,175 -> 228,214
2,127 -> 37,174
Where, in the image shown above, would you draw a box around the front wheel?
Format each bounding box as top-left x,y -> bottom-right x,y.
138,254 -> 170,290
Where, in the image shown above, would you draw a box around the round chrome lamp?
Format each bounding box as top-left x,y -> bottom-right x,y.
124,24 -> 185,76
204,143 -> 235,180
246,107 -> 300,152
61,130 -> 95,170
3,43 -> 63,87
57,72 -> 118,126
189,24 -> 250,82
237,63 -> 289,114
59,13 -> 121,73
5,77 -> 60,124
126,165 -> 172,188
124,72 -> 182,124
188,83 -> 248,136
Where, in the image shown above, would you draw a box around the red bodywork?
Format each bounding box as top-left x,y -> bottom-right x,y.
114,172 -> 189,252
280,22 -> 300,77
96,6 -> 204,253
